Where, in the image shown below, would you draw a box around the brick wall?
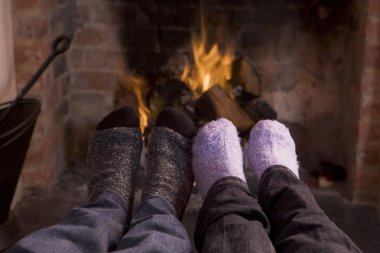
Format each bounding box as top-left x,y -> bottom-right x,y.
353,0 -> 380,205
12,0 -> 70,189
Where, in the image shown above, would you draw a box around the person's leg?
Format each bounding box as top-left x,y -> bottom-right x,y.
249,120 -> 362,253
9,107 -> 143,253
192,119 -> 272,253
113,108 -> 196,253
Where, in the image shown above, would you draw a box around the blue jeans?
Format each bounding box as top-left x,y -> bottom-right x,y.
9,167 -> 361,253
9,192 -> 191,253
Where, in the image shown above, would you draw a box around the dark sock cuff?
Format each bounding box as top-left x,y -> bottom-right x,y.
155,107 -> 197,138
96,106 -> 140,130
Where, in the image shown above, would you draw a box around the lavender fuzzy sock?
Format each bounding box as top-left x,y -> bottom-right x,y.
248,120 -> 299,181
192,118 -> 246,199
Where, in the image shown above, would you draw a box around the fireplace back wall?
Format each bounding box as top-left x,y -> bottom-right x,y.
12,0 -> 380,208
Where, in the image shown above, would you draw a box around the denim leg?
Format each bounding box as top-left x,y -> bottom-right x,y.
195,177 -> 272,253
259,165 -> 362,253
9,190 -> 128,253
113,196 -> 191,253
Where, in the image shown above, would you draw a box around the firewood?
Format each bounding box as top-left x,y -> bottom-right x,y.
242,98 -> 277,122
231,57 -> 261,100
195,85 -> 255,135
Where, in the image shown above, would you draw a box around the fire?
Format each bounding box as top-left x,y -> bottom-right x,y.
181,4 -> 235,97
119,4 -> 236,134
119,73 -> 150,133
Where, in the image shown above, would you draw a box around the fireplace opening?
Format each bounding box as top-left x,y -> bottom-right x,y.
3,0 -> 380,251
115,0 -> 360,192
7,0 -> 380,202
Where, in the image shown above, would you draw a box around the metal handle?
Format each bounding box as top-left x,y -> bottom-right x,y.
0,35 -> 71,128
52,35 -> 71,55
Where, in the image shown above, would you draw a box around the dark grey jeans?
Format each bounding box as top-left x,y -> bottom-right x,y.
9,166 -> 362,253
195,165 -> 362,253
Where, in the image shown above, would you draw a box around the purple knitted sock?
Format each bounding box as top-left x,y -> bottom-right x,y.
248,120 -> 299,181
192,118 -> 246,199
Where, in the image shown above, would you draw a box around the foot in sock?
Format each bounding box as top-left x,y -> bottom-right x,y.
192,118 -> 246,199
87,106 -> 143,214
248,120 -> 299,181
141,107 -> 197,219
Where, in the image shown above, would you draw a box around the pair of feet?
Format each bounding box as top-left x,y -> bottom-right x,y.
88,106 -> 299,220
193,118 -> 299,199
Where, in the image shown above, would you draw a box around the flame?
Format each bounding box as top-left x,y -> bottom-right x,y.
119,73 -> 150,133
181,4 -> 235,96
119,3 -> 236,134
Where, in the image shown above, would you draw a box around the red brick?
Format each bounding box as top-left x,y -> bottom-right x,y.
15,67 -> 45,91
71,71 -> 118,91
74,27 -> 108,47
14,65 -> 53,105
23,118 -> 65,189
32,119 -> 45,138
42,126 -> 64,156
91,4 -> 136,25
354,191 -> 379,205
22,164 -> 54,188
45,82 -> 62,108
13,0 -> 42,11
368,0 -> 380,15
365,17 -> 380,46
14,39 -> 49,67
23,134 -> 44,167
358,120 -> 380,142
355,168 -> 380,192
359,125 -> 380,144
361,68 -> 378,91
12,0 -> 53,17
360,98 -> 380,122
15,16 -> 48,39
362,149 -> 380,165
84,50 -> 123,70
364,46 -> 380,68
76,5 -> 90,23
60,74 -> 71,98
68,92 -> 113,158
67,49 -> 84,69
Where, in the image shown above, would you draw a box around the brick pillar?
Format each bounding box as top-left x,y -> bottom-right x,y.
66,0 -> 131,159
12,0 -> 70,190
354,0 -> 380,205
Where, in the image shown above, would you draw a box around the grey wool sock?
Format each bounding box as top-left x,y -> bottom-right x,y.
141,107 -> 197,219
192,118 -> 247,199
87,107 -> 143,214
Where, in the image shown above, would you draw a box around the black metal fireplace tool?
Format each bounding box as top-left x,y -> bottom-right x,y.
0,36 -> 71,128
0,35 -> 70,250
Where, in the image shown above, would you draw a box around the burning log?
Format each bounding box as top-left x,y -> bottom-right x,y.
147,79 -> 193,117
195,85 -> 255,135
242,98 -> 277,122
231,57 -> 262,101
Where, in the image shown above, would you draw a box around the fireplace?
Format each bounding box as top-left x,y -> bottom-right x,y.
7,0 -> 380,210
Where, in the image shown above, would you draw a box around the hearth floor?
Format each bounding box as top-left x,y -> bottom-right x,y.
9,162 -> 380,253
